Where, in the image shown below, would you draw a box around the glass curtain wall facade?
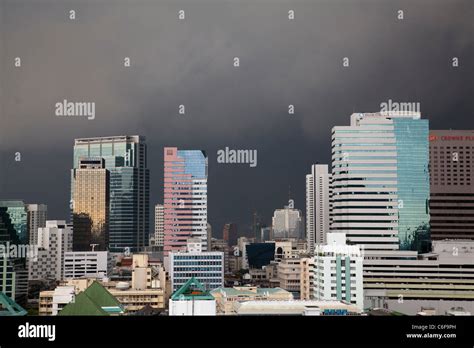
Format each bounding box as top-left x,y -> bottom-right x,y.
331,113 -> 430,254
72,136 -> 150,252
393,118 -> 430,252
0,201 -> 28,244
0,207 -> 28,304
72,158 -> 110,251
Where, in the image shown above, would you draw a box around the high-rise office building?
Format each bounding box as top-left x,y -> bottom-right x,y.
0,201 -> 29,303
252,212 -> 263,242
222,223 -> 238,246
306,164 -> 331,253
72,158 -> 109,251
260,226 -> 272,242
0,207 -> 28,303
26,204 -> 47,246
154,204 -> 165,247
429,130 -> 474,240
0,200 -> 28,244
331,112 -> 430,254
28,220 -> 73,281
163,147 -> 208,254
72,136 -> 150,252
272,200 -> 304,240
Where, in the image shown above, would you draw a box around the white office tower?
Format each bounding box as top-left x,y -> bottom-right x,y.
313,233 -> 364,310
28,220 -> 73,281
63,251 -> 111,280
306,164 -> 331,253
272,200 -> 304,239
169,238 -> 224,292
330,112 -> 430,255
154,204 -> 164,247
26,204 -> 47,245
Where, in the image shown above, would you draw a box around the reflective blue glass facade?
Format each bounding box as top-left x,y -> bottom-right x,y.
0,207 -> 28,303
393,119 -> 431,252
178,150 -> 208,179
73,136 -> 150,252
0,201 -> 28,244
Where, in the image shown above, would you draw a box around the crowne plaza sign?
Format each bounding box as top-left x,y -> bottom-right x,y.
429,134 -> 474,142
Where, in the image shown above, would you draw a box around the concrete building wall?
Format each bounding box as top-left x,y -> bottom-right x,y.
169,299 -> 216,316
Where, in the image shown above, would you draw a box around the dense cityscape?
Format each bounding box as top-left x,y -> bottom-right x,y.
1,110 -> 473,317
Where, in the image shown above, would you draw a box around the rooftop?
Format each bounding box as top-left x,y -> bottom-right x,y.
234,300 -> 361,315
0,292 -> 27,316
171,277 -> 215,301
211,286 -> 289,297
58,281 -> 124,316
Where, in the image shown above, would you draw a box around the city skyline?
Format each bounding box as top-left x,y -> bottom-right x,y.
1,2 -> 474,346
1,1 -> 473,236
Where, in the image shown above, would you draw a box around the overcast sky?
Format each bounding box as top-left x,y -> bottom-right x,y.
1,0 -> 473,237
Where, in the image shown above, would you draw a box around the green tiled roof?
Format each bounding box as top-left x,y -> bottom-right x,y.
59,281 -> 123,316
58,292 -> 109,316
83,281 -> 122,309
0,292 -> 27,316
171,277 -> 215,301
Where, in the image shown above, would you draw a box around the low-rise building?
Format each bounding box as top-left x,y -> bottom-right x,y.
277,258 -> 302,297
314,233 -> 364,310
63,251 -> 111,279
38,286 -> 75,316
210,286 -> 293,315
109,285 -> 165,313
58,281 -> 124,316
364,240 -> 474,314
39,254 -> 168,315
169,277 -> 216,316
300,257 -> 315,300
169,239 -> 224,292
234,300 -> 361,316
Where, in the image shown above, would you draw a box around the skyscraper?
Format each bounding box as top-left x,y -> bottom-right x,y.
72,158 -> 110,251
272,200 -> 304,240
163,148 -> 208,254
0,207 -> 28,303
0,200 -> 28,244
306,164 -> 331,253
331,112 -> 430,254
72,136 -> 150,252
429,130 -> 474,240
28,220 -> 73,281
26,204 -> 47,246
154,204 -> 164,247
222,223 -> 238,246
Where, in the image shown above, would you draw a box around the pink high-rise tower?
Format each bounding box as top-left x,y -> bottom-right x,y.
163,147 -> 208,255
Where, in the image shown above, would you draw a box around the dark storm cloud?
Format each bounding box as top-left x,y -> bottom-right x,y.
1,0 -> 473,236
